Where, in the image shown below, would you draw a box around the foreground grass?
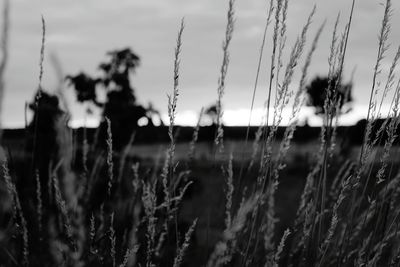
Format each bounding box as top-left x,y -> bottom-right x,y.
2,0 -> 400,266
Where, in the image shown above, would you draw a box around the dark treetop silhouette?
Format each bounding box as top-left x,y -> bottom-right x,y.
67,48 -> 162,149
306,75 -> 353,116
28,91 -> 67,172
205,103 -> 218,126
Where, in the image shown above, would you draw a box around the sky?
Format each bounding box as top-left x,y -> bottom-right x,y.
2,0 -> 400,128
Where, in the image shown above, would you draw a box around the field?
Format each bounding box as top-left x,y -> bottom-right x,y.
2,0 -> 400,266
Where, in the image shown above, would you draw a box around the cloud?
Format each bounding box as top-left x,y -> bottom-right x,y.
47,33 -> 84,45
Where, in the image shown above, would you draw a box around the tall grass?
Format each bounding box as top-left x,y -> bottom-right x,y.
2,0 -> 400,266
215,0 -> 235,152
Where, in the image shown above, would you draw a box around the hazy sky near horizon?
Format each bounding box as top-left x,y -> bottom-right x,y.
3,0 -> 400,127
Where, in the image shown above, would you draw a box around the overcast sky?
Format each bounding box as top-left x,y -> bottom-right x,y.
3,0 -> 400,127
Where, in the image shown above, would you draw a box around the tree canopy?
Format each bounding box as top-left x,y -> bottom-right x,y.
67,48 -> 160,149
305,76 -> 353,116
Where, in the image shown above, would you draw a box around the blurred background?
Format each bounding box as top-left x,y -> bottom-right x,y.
3,0 -> 400,128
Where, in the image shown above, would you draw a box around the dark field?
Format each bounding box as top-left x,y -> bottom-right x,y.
2,128 -> 400,266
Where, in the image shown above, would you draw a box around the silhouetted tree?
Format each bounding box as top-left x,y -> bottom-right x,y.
67,48 -> 162,149
205,103 -> 218,126
146,102 -> 164,126
66,72 -> 101,106
29,91 -> 65,135
306,76 -> 352,116
99,48 -> 140,91
27,90 -> 67,201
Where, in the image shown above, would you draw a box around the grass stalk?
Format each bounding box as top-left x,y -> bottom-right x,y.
214,0 -> 236,152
